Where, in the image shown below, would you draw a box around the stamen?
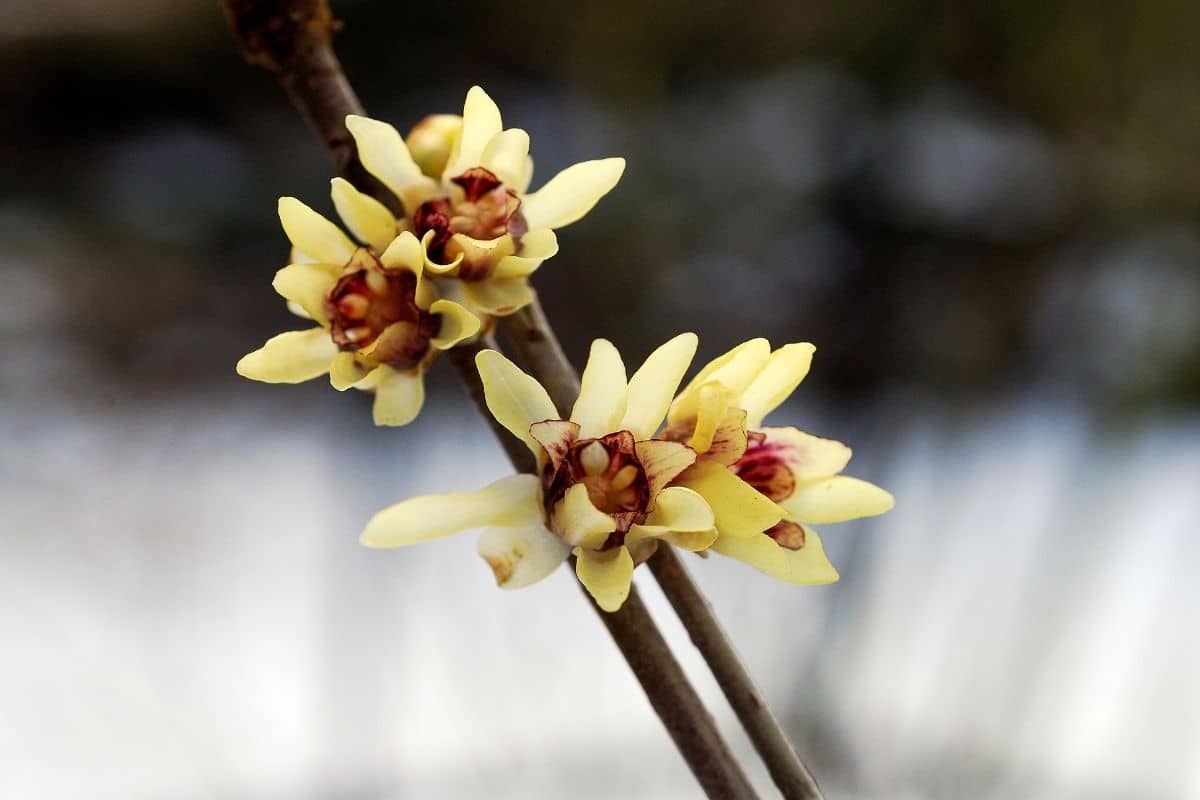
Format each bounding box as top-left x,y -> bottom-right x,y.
336,293 -> 370,320
344,325 -> 372,343
365,270 -> 389,296
610,464 -> 639,491
580,441 -> 610,477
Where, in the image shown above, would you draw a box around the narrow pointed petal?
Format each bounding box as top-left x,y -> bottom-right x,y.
371,366 -> 425,427
570,339 -> 627,439
620,332 -> 698,440
759,426 -> 853,482
476,349 -> 559,457
443,86 -> 503,180
521,158 -> 626,230
429,299 -> 481,350
272,263 -> 337,325
462,276 -> 535,316
330,177 -> 397,252
480,128 -> 531,188
379,230 -> 425,273
361,474 -> 541,548
689,382 -> 731,453
492,228 -> 559,279
740,343 -> 816,429
634,439 -> 696,499
345,114 -> 437,209
551,483 -> 616,549
669,338 -> 770,425
711,526 -> 839,585
782,476 -> 894,523
278,197 -> 356,266
676,461 -> 783,538
236,327 -> 336,384
478,523 -> 570,589
575,546 -> 634,612
329,351 -> 365,390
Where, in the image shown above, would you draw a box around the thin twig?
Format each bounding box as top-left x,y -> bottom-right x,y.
219,2 -> 757,797
649,546 -> 825,800
498,303 -> 827,800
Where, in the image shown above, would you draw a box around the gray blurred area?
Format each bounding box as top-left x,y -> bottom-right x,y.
1,1 -> 1198,798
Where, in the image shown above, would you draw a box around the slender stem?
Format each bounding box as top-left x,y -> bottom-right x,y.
219,2 -> 756,796
648,546 -> 825,800
497,305 -> 827,800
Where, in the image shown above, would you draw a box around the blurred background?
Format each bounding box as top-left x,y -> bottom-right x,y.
2,0 -> 1198,797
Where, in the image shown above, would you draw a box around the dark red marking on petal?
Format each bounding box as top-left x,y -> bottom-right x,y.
733,438 -> 796,502
765,520 -> 806,550
413,197 -> 453,258
451,167 -> 504,202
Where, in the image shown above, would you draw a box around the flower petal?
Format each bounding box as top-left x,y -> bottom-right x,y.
476,349 -> 559,457
521,158 -> 626,230
272,263 -> 337,325
345,114 -> 438,210
361,474 -> 541,548
529,419 -> 580,471
643,486 -> 713,532
443,85 -> 503,180
620,332 -> 698,440
329,177 -> 397,252
429,299 -> 481,350
669,338 -> 770,426
236,327 -> 336,384
481,128 -> 530,188
379,230 -> 425,273
575,546 -> 634,612
462,276 -> 535,316
551,483 -> 615,549
371,365 -> 425,427
277,197 -> 356,266
627,524 -> 718,553
329,351 -> 366,390
759,426 -> 853,482
491,228 -> 559,279
675,461 -> 783,538
570,339 -> 627,439
689,382 -> 731,453
478,523 -> 570,589
782,476 -> 894,524
740,343 -> 816,429
704,407 -> 750,466
634,439 -> 696,499
711,525 -> 838,585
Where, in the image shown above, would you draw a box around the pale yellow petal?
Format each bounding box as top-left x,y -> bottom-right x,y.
669,338 -> 770,425
759,426 -> 852,482
570,339 -> 627,439
740,343 -> 816,429
627,524 -> 718,553
620,332 -> 698,440
476,349 -> 559,457
236,327 -> 336,384
330,177 -> 397,252
345,114 -> 438,209
371,366 -> 425,427
575,546 -> 635,612
675,461 -> 783,538
480,128 -> 530,188
277,197 -> 355,266
379,230 -> 425,273
361,474 -> 541,548
643,486 -> 714,532
711,526 -> 838,585
443,85 -> 503,179
478,523 -> 570,589
420,228 -> 464,275
429,299 -> 481,350
782,476 -> 894,524
272,263 -> 336,325
329,351 -> 365,390
551,483 -> 615,549
689,382 -> 731,453
634,440 -> 697,498
462,276 -> 535,316
521,158 -> 626,230
406,113 -> 462,179
491,228 -> 559,279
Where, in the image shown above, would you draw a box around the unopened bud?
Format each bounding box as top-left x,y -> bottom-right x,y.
406,114 -> 462,179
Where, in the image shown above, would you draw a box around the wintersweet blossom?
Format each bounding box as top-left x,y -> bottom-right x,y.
360,334 -> 716,612
236,194 -> 480,426
662,339 -> 894,584
345,86 -> 625,317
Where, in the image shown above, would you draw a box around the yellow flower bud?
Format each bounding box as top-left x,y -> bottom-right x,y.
405,113 -> 462,179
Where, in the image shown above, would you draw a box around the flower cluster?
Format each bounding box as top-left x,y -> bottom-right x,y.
237,86 -> 625,425
360,336 -> 892,610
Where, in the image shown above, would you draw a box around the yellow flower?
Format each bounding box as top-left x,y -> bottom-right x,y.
236,194 -> 480,426
345,86 -> 625,317
662,339 -> 894,585
360,334 -> 713,612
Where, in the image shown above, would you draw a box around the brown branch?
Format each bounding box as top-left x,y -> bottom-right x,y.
219,2 -> 756,797
649,546 -> 825,800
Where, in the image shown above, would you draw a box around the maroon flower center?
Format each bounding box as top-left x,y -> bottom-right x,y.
325,251 -> 438,370
413,167 -> 527,279
543,430 -> 652,549
733,432 -> 795,503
